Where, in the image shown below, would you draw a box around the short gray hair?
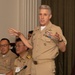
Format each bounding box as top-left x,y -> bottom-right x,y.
39,5 -> 52,14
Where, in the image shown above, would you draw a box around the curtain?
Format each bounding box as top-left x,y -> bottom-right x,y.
18,0 -> 41,37
41,0 -> 75,75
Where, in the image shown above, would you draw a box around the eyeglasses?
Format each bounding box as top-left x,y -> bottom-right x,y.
0,44 -> 9,47
15,45 -> 25,48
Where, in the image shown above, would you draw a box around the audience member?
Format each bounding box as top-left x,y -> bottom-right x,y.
28,30 -> 33,55
13,38 -> 32,75
28,30 -> 33,40
0,38 -> 17,75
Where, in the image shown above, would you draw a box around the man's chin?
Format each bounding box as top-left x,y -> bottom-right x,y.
40,24 -> 45,26
1,52 -> 6,55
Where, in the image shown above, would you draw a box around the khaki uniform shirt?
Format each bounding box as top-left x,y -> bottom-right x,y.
30,21 -> 67,60
29,21 -> 67,75
14,52 -> 32,75
0,50 -> 17,74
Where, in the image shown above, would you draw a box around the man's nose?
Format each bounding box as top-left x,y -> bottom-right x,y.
41,15 -> 44,19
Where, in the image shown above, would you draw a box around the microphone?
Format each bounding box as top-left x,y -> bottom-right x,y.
15,65 -> 27,75
22,65 -> 27,69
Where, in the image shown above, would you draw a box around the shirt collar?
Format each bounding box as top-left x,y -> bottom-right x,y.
19,51 -> 28,60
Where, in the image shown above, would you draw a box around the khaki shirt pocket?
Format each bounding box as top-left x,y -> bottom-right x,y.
41,35 -> 52,43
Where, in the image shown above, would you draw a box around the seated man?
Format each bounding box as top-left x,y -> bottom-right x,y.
13,38 -> 32,75
27,30 -> 33,55
0,38 -> 17,75
28,30 -> 33,40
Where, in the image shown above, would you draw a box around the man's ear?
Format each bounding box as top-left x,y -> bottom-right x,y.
9,45 -> 11,49
49,14 -> 52,19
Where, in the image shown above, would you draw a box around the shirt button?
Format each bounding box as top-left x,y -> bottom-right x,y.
44,43 -> 46,46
